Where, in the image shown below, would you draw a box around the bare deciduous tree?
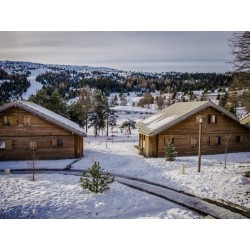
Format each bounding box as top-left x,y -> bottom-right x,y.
229,32 -> 250,72
26,149 -> 38,181
224,134 -> 232,169
78,86 -> 92,133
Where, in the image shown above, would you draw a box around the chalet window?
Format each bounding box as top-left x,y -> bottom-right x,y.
5,140 -> 13,150
208,114 -> 217,124
23,116 -> 31,125
3,116 -> 17,126
51,138 -> 63,147
29,140 -> 37,150
235,136 -> 244,143
196,116 -> 199,124
51,138 -> 57,147
3,116 -> 9,125
0,140 -> 13,150
209,136 -> 221,146
191,138 -> 198,146
57,138 -> 63,147
0,140 -> 6,149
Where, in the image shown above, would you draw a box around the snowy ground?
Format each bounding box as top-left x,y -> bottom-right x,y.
0,173 -> 201,219
72,139 -> 250,210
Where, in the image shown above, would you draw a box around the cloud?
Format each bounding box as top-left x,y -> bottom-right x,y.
0,31 -> 233,72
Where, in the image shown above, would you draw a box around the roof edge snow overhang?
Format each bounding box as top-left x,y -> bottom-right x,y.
138,102 -> 245,137
0,101 -> 87,137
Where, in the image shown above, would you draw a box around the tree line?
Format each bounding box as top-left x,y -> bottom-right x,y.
0,69 -> 30,105
35,70 -> 233,100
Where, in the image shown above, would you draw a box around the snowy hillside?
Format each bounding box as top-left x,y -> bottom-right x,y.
22,68 -> 49,100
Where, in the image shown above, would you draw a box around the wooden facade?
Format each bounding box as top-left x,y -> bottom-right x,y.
0,103 -> 85,161
139,106 -> 250,157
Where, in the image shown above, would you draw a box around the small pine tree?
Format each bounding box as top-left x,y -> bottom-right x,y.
79,162 -> 114,193
165,139 -> 176,161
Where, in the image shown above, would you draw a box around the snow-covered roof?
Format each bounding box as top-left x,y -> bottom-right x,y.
111,105 -> 155,113
240,113 -> 250,125
137,101 -> 241,136
0,100 -> 86,137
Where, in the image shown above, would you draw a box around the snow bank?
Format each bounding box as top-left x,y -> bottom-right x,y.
229,176 -> 250,185
0,159 -> 74,170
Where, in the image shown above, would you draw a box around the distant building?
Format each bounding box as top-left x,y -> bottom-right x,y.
137,101 -> 250,157
0,100 -> 86,160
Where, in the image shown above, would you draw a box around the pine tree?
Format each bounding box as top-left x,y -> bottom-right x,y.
68,102 -> 84,127
29,88 -> 68,118
105,108 -> 118,137
165,139 -> 176,161
79,162 -> 114,193
88,89 -> 108,136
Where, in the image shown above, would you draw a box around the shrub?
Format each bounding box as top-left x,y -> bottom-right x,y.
79,162 -> 114,193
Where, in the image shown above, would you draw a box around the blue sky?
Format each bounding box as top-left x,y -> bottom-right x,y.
0,31 -> 234,72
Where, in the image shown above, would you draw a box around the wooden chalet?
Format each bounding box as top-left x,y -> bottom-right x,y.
137,101 -> 250,157
0,100 -> 86,160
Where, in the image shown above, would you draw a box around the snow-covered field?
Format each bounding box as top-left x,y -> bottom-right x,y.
0,173 -> 200,219
72,140 -> 250,209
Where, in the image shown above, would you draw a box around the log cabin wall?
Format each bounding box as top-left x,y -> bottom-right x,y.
0,106 -> 84,160
157,107 -> 249,157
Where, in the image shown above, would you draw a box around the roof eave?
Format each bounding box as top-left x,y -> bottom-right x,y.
138,102 -> 242,137
0,101 -> 87,137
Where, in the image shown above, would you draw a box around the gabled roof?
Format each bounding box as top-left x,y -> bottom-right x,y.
137,101 -> 241,136
0,100 -> 86,137
240,113 -> 250,125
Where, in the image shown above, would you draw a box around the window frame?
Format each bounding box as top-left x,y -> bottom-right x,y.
57,138 -> 63,147
191,137 -> 198,147
207,114 -> 217,125
235,135 -> 244,144
3,116 -> 17,126
0,140 -> 13,150
29,140 -> 37,150
23,116 -> 31,126
0,140 -> 6,149
5,140 -> 13,150
209,136 -> 221,146
3,116 -> 10,125
51,138 -> 63,148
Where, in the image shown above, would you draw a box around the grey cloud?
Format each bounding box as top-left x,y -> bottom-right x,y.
0,31 -> 233,72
